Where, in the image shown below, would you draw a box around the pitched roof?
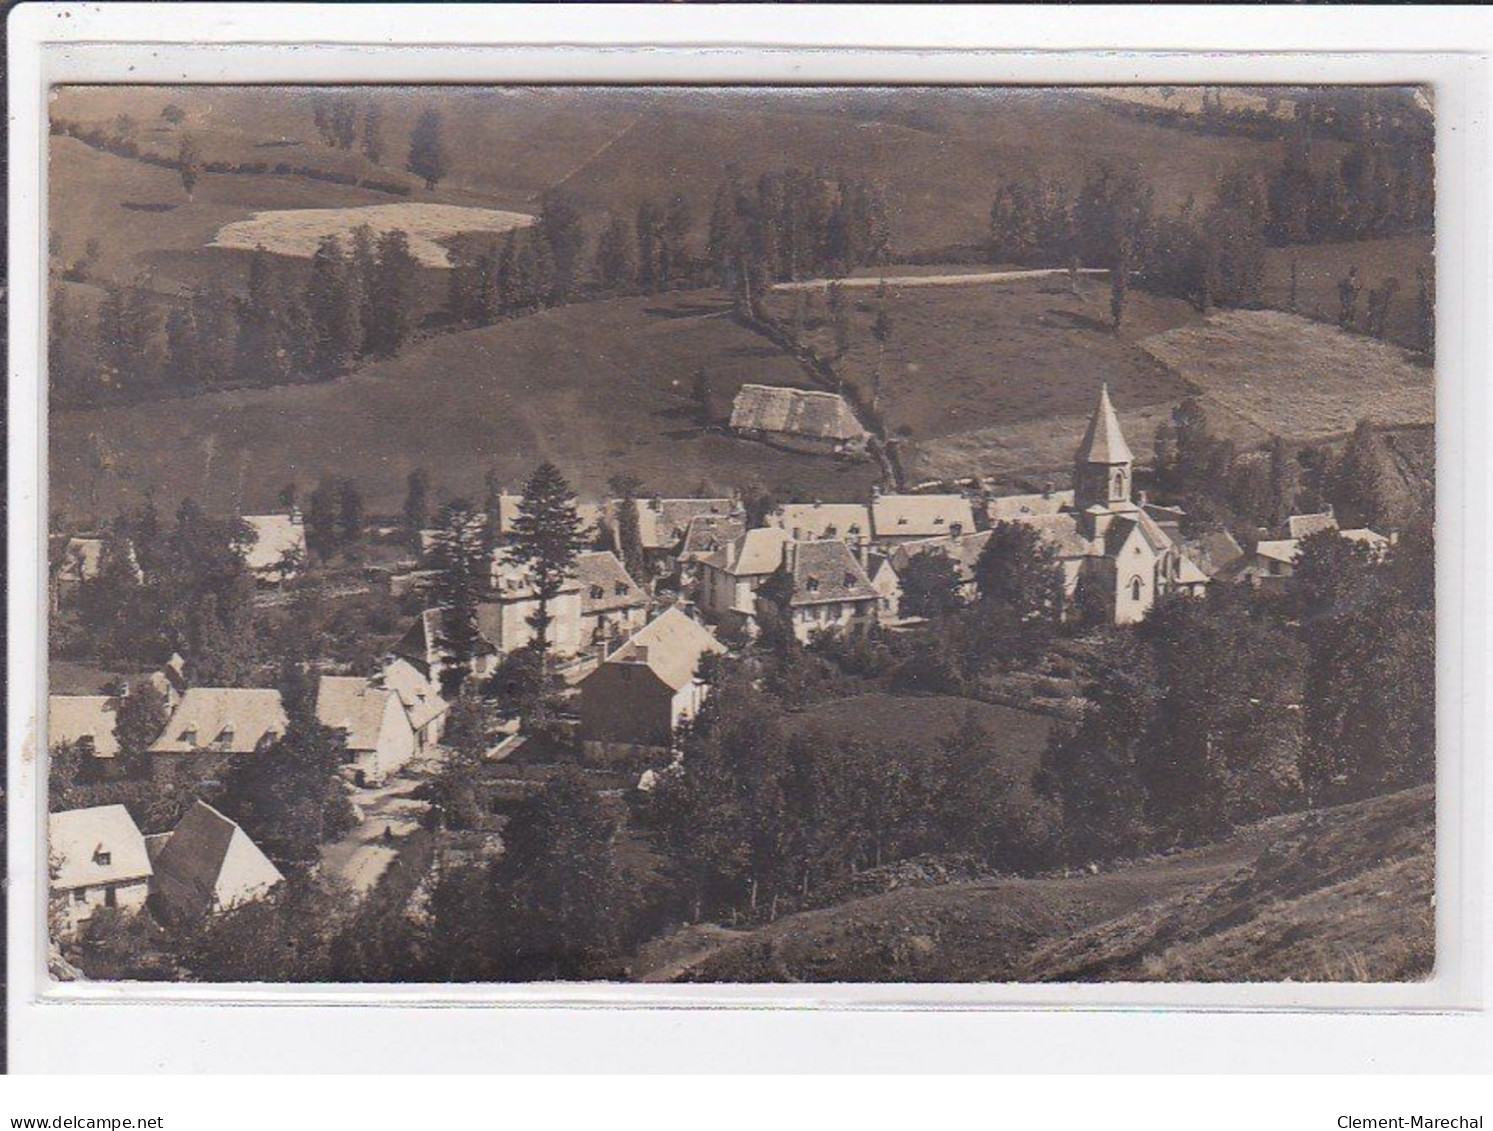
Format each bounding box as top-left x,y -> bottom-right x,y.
393,608 -> 444,670
617,498 -> 739,552
602,608 -> 726,692
149,688 -> 288,755
710,526 -> 789,577
49,805 -> 152,891
786,540 -> 879,606
241,514 -> 307,573
1287,511 -> 1339,540
1253,538 -> 1301,566
577,550 -> 648,615
58,537 -> 106,582
493,494 -> 603,539
1179,530 -> 1246,577
871,494 -> 977,539
1006,513 -> 1095,558
316,676 -> 400,752
48,694 -> 121,759
380,657 -> 448,732
151,800 -> 284,923
889,530 -> 994,583
1104,510 -> 1176,558
679,513 -> 747,563
1075,383 -> 1134,465
986,490 -> 1074,522
491,549 -> 581,600
729,384 -> 868,442
768,502 -> 873,542
1338,527 -> 1390,551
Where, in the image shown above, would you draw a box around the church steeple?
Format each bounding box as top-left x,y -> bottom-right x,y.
1074,382 -> 1134,510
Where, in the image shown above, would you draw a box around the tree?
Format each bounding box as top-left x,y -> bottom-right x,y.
364,229 -> 418,357
360,102 -> 384,164
691,366 -> 713,427
973,521 -> 1065,627
182,875 -> 353,982
898,551 -> 965,620
113,680 -> 169,776
177,134 -> 201,202
305,235 -> 362,376
234,247 -> 291,385
538,190 -> 585,300
507,463 -> 589,664
1330,419 -> 1396,530
304,475 -> 341,562
403,467 -> 431,547
429,690 -> 486,830
162,304 -> 200,393
425,500 -> 489,695
161,103 -> 186,126
485,767 -> 635,980
595,214 -> 635,291
406,108 -> 449,191
607,474 -> 648,588
336,478 -> 364,546
1415,265 -> 1435,356
1337,266 -> 1362,330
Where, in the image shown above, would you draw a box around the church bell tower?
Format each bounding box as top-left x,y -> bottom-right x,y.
1073,382 -> 1134,512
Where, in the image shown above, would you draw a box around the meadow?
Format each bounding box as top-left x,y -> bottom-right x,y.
1260,234 -> 1435,348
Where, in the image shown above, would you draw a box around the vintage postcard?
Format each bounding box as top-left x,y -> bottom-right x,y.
41,81 -> 1436,988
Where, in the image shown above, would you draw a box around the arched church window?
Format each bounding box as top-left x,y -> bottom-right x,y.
1113,469 -> 1125,497
1130,576 -> 1143,602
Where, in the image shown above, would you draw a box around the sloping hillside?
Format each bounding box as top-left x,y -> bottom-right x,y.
49,293 -> 879,523
650,786 -> 1432,983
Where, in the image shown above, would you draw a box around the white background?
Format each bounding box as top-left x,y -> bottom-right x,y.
8,2 -> 1493,1084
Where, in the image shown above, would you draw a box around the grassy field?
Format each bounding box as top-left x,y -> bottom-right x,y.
211,202 -> 535,266
50,293 -> 880,524
54,85 -> 1298,257
1261,234 -> 1435,349
1140,308 -> 1434,446
787,693 -> 1055,784
648,785 -> 1432,983
764,274 -> 1200,484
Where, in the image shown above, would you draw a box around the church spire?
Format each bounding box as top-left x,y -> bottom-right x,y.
1073,382 -> 1134,511
1075,382 -> 1133,466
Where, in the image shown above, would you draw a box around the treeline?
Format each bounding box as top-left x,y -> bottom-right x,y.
988,135 -> 1433,320
51,229 -> 423,405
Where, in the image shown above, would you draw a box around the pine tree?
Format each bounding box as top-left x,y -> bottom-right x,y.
364,229 -> 417,357
426,500 -> 489,695
163,304 -> 201,392
360,102 -> 384,164
595,215 -> 635,291
508,462 -> 588,665
336,478 -> 364,545
607,474 -> 648,588
305,235 -> 361,377
403,467 -> 431,547
406,108 -> 449,191
304,475 -> 341,562
538,190 -> 585,300
177,134 -> 201,203
234,247 -> 290,385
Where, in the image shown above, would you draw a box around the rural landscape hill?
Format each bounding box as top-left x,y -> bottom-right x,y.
641,785 -> 1432,984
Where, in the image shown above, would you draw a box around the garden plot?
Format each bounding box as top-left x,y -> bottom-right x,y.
211,202 -> 536,267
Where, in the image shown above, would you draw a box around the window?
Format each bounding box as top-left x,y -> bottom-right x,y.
73,889 -> 87,904
806,577 -> 819,593
1113,470 -> 1125,497
78,735 -> 96,757
105,885 -> 117,909
614,582 -> 629,596
94,849 -> 111,866
849,524 -> 861,535
950,522 -> 964,536
1130,576 -> 1143,602
825,525 -> 838,537
590,584 -> 605,600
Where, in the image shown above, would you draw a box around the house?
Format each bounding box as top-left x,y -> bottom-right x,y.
729,384 -> 870,455
49,805 -> 153,938
986,490 -> 1074,523
576,550 -> 649,651
49,694 -> 121,762
578,608 -> 726,764
51,535 -> 141,610
607,497 -> 740,573
148,687 -> 288,780
148,800 -> 283,926
986,384 -> 1210,625
379,655 -> 448,748
315,675 -> 419,785
1287,510 -> 1339,540
676,513 -> 747,587
241,512 -> 307,583
395,607 -> 500,688
1178,529 -> 1247,580
866,551 -> 903,623
145,652 -> 189,712
775,539 -> 882,643
871,493 -> 977,545
1240,526 -> 1391,591
477,551 -> 584,657
698,526 -> 790,634
889,528 -> 993,604
766,501 -> 873,547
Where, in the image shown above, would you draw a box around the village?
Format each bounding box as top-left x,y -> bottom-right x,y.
44,373 -> 1420,982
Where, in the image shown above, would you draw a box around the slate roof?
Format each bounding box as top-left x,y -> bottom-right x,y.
1179,530 -> 1246,578
619,498 -> 739,552
1075,383 -> 1134,465
678,514 -> 747,564
786,540 -> 879,607
871,494 -> 977,539
1003,513 -> 1095,558
710,526 -> 789,577
577,550 -> 648,615
150,800 -> 283,923
1287,512 -> 1339,540
49,805 -> 152,892
149,688 -> 287,755
768,502 -> 873,542
241,514 -> 307,574
889,530 -> 993,584
729,384 -> 868,442
49,694 -> 121,759
986,490 -> 1074,522
1253,539 -> 1301,566
315,676 -> 398,752
380,658 -> 448,733
603,608 -> 726,692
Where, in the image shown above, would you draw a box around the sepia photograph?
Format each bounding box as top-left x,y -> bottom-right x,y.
41,80 -> 1436,988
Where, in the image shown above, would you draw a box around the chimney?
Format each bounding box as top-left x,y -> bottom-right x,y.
630,645 -> 649,665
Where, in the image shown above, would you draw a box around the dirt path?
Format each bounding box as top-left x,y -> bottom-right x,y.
772,268 -> 1108,293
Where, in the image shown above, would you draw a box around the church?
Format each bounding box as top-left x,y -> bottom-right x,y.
996,384 -> 1210,625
